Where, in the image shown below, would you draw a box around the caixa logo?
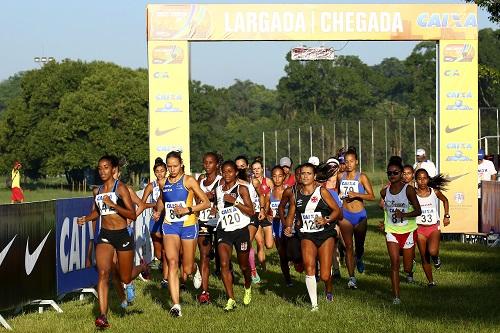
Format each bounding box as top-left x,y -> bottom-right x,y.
444,70 -> 460,77
417,13 -> 477,28
153,71 -> 169,79
59,217 -> 95,273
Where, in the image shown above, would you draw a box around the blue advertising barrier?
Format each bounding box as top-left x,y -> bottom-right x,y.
55,197 -> 98,296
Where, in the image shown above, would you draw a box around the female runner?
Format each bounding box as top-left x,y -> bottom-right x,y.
285,163 -> 342,311
415,169 -> 450,286
216,161 -> 254,311
153,151 -> 210,317
263,166 -> 291,285
140,157 -> 168,288
338,147 -> 375,289
196,152 -> 222,304
380,156 -> 421,304
78,155 -> 148,328
251,160 -> 274,282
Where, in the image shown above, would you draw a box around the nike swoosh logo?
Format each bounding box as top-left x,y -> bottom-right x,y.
0,235 -> 17,268
122,242 -> 130,247
25,230 -> 51,276
155,127 -> 180,136
445,124 -> 470,133
447,173 -> 469,181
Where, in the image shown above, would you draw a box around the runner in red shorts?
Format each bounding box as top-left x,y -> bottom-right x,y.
380,156 -> 421,305
415,168 -> 450,287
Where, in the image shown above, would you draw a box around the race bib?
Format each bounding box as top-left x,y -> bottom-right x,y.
340,180 -> 358,199
96,192 -> 118,216
418,207 -> 437,225
199,207 -> 214,221
164,201 -> 187,223
300,212 -> 324,233
387,207 -> 409,227
270,201 -> 280,218
218,206 -> 245,231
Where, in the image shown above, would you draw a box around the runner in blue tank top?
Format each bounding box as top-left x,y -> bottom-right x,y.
338,147 -> 375,289
153,151 -> 210,318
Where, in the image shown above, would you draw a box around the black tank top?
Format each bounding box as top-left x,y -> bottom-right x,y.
295,186 -> 331,227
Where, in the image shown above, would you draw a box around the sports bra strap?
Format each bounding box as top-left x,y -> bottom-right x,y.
112,179 -> 119,192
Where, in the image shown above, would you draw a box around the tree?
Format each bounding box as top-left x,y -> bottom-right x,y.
465,0 -> 500,24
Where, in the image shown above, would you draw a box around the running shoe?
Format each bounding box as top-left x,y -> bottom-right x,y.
125,283 -> 135,303
160,279 -> 169,289
243,287 -> 252,305
286,281 -> 294,288
326,293 -> 333,302
193,264 -> 202,289
428,281 -> 437,288
311,305 -> 319,312
432,256 -> 442,270
140,259 -> 151,280
169,304 -> 182,317
180,283 -> 187,292
356,257 -> 365,273
406,273 -> 414,284
224,298 -> 237,312
333,269 -> 341,280
251,271 -> 261,284
95,314 -> 110,329
198,291 -> 211,305
120,300 -> 128,309
392,297 -> 401,305
347,277 -> 358,289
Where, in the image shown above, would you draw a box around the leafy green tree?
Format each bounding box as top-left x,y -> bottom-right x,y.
465,0 -> 500,24
0,73 -> 23,114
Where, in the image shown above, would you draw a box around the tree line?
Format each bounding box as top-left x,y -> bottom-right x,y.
0,29 -> 498,185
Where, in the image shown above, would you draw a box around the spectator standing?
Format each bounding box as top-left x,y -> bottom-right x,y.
11,161 -> 24,203
413,149 -> 437,177
477,149 -> 497,228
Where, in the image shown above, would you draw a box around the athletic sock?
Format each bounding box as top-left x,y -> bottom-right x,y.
305,275 -> 318,308
249,247 -> 256,275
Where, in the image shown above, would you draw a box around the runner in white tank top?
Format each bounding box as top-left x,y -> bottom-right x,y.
414,168 -> 450,287
196,152 -> 222,304
140,158 -> 168,287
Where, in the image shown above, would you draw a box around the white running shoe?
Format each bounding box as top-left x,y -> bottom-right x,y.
392,297 -> 401,305
193,263 -> 202,289
169,304 -> 182,317
311,305 -> 319,312
347,277 -> 358,289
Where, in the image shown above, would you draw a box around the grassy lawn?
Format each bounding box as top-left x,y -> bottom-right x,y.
2,200 -> 499,332
0,188 -> 90,204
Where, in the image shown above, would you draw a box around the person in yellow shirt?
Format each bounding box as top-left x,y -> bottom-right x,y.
11,161 -> 24,203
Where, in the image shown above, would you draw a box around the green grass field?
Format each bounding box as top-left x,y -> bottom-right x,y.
2,201 -> 500,333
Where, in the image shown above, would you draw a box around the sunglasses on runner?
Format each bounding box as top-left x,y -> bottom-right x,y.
386,171 -> 400,176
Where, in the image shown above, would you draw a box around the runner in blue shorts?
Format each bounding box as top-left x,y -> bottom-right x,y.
153,151 -> 210,317
338,147 -> 375,289
140,157 -> 168,287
